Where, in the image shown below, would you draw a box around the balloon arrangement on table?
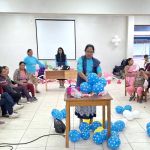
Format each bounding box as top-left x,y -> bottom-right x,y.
115,105 -> 140,121
80,73 -> 107,95
51,108 -> 66,120
146,122 -> 150,137
68,120 -> 126,150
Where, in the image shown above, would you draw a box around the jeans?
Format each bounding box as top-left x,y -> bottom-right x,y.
0,92 -> 14,115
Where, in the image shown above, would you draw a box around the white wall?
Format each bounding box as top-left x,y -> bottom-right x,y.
0,14 -> 127,77
1,0 -> 150,14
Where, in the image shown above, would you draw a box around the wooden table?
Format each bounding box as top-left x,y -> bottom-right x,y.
45,70 -> 77,90
64,93 -> 112,148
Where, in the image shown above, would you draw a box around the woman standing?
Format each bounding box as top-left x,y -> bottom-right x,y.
75,44 -> 102,123
55,47 -> 67,88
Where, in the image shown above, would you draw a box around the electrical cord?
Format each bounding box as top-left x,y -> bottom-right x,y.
0,133 -> 65,150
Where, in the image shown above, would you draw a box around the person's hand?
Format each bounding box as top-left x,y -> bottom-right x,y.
13,84 -> 18,87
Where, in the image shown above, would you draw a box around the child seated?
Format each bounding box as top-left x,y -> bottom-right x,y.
126,68 -> 148,103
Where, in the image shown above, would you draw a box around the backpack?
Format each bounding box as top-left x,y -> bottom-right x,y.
54,119 -> 66,133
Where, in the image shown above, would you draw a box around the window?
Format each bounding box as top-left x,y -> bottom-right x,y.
133,25 -> 150,58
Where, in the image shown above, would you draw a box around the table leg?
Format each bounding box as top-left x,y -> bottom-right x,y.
66,102 -> 70,148
107,102 -> 111,138
45,78 -> 47,91
102,106 -> 105,129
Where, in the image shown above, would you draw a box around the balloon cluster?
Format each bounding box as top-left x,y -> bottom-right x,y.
115,105 -> 132,114
80,73 -> 107,95
69,119 -> 126,150
115,105 -> 140,121
51,108 -> 66,120
146,122 -> 150,137
107,119 -> 127,149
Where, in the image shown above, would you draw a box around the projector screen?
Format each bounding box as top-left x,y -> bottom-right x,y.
35,19 -> 76,60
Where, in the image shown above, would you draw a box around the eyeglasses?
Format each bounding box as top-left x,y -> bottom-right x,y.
86,51 -> 94,54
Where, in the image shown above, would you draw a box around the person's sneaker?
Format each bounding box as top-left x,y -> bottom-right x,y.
20,98 -> 27,103
129,95 -> 135,101
59,85 -> 65,88
32,97 -> 38,101
2,114 -> 9,118
36,90 -> 40,93
13,104 -> 24,111
9,112 -> 19,119
0,121 -> 5,124
27,98 -> 34,102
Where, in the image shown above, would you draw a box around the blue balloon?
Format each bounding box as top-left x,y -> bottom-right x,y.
113,120 -> 125,132
115,106 -> 124,114
124,105 -> 132,111
98,77 -> 107,87
87,73 -> 99,85
81,131 -> 90,140
108,136 -> 121,150
111,123 -> 117,131
92,82 -> 104,95
93,132 -> 104,144
111,131 -> 119,137
79,122 -> 90,132
60,108 -> 66,118
51,109 -> 63,120
147,127 -> 150,137
80,82 -> 92,94
101,129 -> 108,141
146,122 -> 150,129
91,121 -> 102,131
69,130 -> 81,143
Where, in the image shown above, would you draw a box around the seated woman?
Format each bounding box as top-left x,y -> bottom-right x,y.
13,61 -> 37,101
0,92 -> 19,118
0,66 -> 34,104
0,66 -> 21,106
126,68 -> 148,103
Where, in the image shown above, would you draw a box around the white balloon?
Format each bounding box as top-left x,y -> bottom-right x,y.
132,110 -> 140,119
123,110 -> 131,117
126,113 -> 134,121
123,110 -> 134,121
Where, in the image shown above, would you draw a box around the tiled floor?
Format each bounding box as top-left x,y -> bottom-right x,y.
0,79 -> 150,150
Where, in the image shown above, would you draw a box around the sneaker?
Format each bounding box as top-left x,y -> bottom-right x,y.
0,121 -> 5,124
59,85 -> 65,88
9,113 -> 19,119
20,98 -> 27,103
129,95 -> 135,101
13,104 -> 24,111
2,114 -> 9,118
27,98 -> 34,102
36,90 -> 40,93
32,97 -> 38,101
